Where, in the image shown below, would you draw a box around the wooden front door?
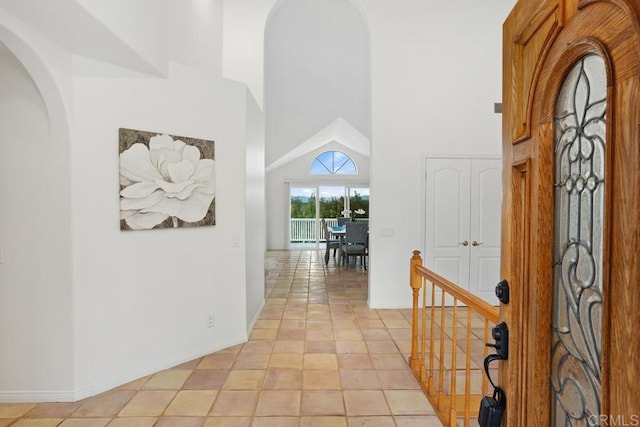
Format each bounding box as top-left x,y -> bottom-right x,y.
502,1 -> 640,425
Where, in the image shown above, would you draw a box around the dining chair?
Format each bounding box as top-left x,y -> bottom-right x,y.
336,217 -> 351,226
339,222 -> 368,269
321,218 -> 341,265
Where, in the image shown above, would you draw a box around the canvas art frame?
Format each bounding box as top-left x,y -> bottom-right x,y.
119,128 -> 216,231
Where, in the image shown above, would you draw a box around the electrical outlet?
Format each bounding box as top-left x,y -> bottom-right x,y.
206,314 -> 215,328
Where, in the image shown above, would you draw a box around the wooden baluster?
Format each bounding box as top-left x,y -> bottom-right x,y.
420,280 -> 428,382
428,282 -> 436,394
437,289 -> 446,408
464,309 -> 473,426
450,299 -> 458,426
409,250 -> 423,372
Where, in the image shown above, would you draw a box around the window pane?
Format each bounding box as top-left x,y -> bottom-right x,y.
552,54 -> 605,425
290,187 -> 316,243
349,187 -> 369,221
310,151 -> 357,175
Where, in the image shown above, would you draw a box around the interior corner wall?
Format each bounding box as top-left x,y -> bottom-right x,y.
0,44 -> 74,399
244,90 -> 266,329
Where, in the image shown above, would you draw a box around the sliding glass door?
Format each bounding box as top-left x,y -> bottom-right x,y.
289,185 -> 369,247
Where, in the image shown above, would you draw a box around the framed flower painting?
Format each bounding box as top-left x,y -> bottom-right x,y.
119,128 -> 215,231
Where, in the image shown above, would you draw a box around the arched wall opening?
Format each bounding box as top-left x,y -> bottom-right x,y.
263,0 -> 372,262
0,27 -> 73,400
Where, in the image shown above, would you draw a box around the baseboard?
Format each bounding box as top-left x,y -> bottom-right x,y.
0,334 -> 248,403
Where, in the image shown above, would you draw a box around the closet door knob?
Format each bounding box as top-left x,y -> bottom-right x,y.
460,241 -> 469,246
472,241 -> 483,246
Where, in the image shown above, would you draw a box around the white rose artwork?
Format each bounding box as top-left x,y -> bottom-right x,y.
119,129 -> 215,230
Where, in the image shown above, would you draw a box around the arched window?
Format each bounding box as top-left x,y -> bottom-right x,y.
310,151 -> 357,175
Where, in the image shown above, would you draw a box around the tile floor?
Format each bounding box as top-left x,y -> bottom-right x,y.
0,250 -> 442,427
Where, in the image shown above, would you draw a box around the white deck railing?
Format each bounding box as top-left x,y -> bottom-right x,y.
290,218 -> 369,243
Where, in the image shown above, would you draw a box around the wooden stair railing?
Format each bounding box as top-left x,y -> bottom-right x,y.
409,250 -> 500,427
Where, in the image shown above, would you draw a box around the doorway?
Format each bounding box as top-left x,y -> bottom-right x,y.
289,184 -> 369,247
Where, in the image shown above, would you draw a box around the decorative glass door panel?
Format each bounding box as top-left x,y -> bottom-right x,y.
552,55 -> 606,425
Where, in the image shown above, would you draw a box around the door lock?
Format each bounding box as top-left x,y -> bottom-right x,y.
495,280 -> 509,304
486,321 -> 508,360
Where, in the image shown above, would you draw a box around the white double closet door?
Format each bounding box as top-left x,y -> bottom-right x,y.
425,157 -> 502,304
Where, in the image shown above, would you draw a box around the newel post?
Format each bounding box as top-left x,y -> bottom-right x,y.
409,250 -> 423,371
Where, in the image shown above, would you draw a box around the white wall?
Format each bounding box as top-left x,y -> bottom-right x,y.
266,142 -> 369,250
71,63 -> 251,396
364,0 -> 512,308
0,0 -> 266,401
264,0 -> 370,166
245,91 -> 266,329
0,43 -> 74,398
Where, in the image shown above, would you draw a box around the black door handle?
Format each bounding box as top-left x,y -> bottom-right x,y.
486,321 -> 508,360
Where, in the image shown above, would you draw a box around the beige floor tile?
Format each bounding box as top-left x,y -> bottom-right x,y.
343,390 -> 390,416
340,370 -> 381,389
301,391 -> 344,415
337,354 -> 373,369
0,420 -> 15,427
114,376 -> 151,391
254,320 -> 280,329
250,417 -> 298,427
301,416 -> 347,427
142,370 -> 191,390
154,417 -> 205,426
384,390 -> 434,415
11,420 -> 64,427
232,353 -> 270,369
304,340 -> 336,354
395,415 -> 444,426
271,340 -> 304,354
248,329 -> 278,340
73,390 -> 136,417
332,320 -> 358,329
254,390 -> 300,416
302,370 -> 341,390
334,329 -> 363,341
25,402 -> 82,418
262,369 -> 302,390
306,320 -> 332,330
198,354 -> 237,370
222,370 -> 265,390
347,417 -> 396,427
279,320 -> 306,330
106,417 -> 157,426
239,341 -> 274,354
370,354 -> 409,370
202,416 -> 251,427
0,404 -> 36,418
376,370 -> 420,390
118,391 -> 176,417
276,329 -> 306,340
360,329 -> 392,340
59,419 -> 111,426
164,390 -> 217,416
209,391 -> 258,416
303,354 -> 338,370
335,340 -> 368,354
366,340 -> 400,354
183,370 -> 229,390
268,353 -> 303,369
